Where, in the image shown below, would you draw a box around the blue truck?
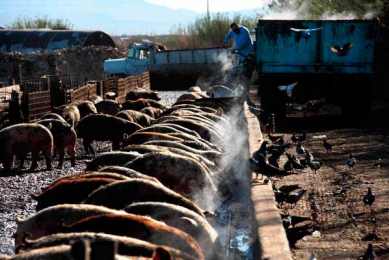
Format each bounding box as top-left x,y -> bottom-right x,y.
254,19 -> 379,117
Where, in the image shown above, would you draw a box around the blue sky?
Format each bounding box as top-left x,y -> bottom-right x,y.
0,0 -> 266,35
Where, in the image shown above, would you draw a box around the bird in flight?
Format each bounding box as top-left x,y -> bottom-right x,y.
290,27 -> 323,38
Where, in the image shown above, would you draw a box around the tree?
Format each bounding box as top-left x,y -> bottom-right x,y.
267,0 -> 384,19
7,16 -> 73,30
163,13 -> 258,50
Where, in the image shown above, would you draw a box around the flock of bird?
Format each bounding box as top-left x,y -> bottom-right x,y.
247,97 -> 379,259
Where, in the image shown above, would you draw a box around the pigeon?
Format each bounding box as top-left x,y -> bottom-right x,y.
296,142 -> 306,155
291,133 -> 306,143
278,184 -> 302,193
281,214 -> 311,228
323,139 -> 333,152
286,153 -> 306,170
330,43 -> 354,56
278,82 -> 298,98
268,133 -> 283,144
283,160 -> 294,172
248,105 -> 264,116
285,190 -> 307,207
305,150 -> 314,162
282,214 -> 292,229
273,185 -> 287,205
250,155 -> 289,180
346,154 -> 356,171
290,27 -> 323,38
362,243 -> 379,260
363,187 -> 375,209
268,143 -> 292,154
308,161 -> 323,173
309,253 -> 318,260
253,141 -> 269,159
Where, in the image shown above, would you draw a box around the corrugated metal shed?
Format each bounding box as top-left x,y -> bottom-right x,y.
0,30 -> 116,54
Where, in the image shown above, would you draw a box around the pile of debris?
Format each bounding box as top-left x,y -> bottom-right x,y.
0,46 -> 127,84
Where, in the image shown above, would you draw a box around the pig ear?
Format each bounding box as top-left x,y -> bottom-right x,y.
97,165 -> 102,171
83,160 -> 92,166
152,247 -> 171,260
123,134 -> 128,140
47,123 -> 52,130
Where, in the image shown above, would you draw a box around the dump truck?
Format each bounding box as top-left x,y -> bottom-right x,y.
104,41 -> 237,89
253,19 -> 379,117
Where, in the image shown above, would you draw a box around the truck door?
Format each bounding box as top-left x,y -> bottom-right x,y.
130,48 -> 152,76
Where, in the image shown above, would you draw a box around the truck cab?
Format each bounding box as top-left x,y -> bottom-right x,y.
104,41 -> 165,77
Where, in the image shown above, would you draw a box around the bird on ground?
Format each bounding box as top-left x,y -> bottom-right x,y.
323,139 -> 333,153
291,132 -> 307,143
283,160 -> 294,173
285,190 -> 307,207
296,142 -> 306,155
362,243 -> 379,260
273,185 -> 287,206
330,43 -> 354,57
250,155 -> 290,181
277,184 -> 302,193
268,133 -> 284,144
286,153 -> 306,170
363,187 -> 375,210
309,253 -> 318,260
346,154 -> 356,171
248,105 -> 264,116
268,143 -> 292,155
278,82 -> 298,99
290,27 -> 323,38
308,161 -> 324,173
253,141 -> 269,159
305,150 -> 314,162
281,213 -> 311,229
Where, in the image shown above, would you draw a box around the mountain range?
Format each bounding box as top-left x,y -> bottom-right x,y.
0,0 -> 265,35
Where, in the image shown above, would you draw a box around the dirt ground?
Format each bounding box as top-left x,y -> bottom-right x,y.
269,99 -> 389,259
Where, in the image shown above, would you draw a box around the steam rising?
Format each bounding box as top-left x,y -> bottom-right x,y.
263,0 -> 381,20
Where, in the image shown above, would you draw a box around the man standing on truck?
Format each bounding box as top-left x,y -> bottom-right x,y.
222,23 -> 253,64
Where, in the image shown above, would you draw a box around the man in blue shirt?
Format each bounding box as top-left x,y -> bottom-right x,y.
222,23 -> 253,64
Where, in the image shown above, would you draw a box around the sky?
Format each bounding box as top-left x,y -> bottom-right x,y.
0,0 -> 266,35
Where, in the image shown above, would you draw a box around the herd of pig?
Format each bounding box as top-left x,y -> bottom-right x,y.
0,86 -> 241,260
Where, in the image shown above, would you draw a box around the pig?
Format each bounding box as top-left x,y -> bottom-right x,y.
121,144 -> 216,173
116,110 -> 155,127
37,119 -> 76,169
14,204 -> 126,246
163,132 -> 222,152
63,213 -> 205,259
17,232 -> 195,260
122,132 -> 184,147
141,140 -> 223,163
123,152 -> 217,206
124,202 -> 223,260
0,123 -> 53,172
62,105 -> 81,127
11,245 -> 73,260
140,107 -> 163,118
121,99 -> 166,111
88,95 -> 103,104
177,93 -> 203,102
138,124 -> 201,138
84,151 -> 142,171
188,86 -> 202,93
32,177 -> 118,211
83,179 -> 205,217
76,100 -> 97,118
159,119 -> 223,145
95,99 -> 122,115
125,89 -> 161,101
76,114 -> 142,154
40,113 -> 67,123
65,171 -> 131,181
98,166 -> 161,184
